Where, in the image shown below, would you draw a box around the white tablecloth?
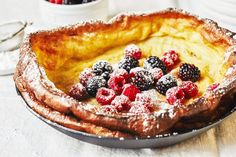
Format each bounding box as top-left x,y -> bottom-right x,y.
0,1 -> 236,157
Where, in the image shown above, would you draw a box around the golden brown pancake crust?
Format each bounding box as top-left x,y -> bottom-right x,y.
14,8 -> 236,137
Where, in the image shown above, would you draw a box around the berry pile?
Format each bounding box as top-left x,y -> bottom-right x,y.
48,0 -> 96,5
69,43 -> 202,114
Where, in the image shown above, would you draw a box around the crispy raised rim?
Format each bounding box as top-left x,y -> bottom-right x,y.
14,8 -> 236,137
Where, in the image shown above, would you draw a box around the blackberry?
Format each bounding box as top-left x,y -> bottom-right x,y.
92,60 -> 113,76
156,75 -> 177,95
118,56 -> 139,72
63,0 -> 95,4
101,71 -> 110,81
178,63 -> 200,82
144,56 -> 167,74
63,0 -> 83,4
131,70 -> 154,91
86,76 -> 107,96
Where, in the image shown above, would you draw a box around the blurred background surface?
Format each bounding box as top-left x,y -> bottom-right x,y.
0,0 -> 236,31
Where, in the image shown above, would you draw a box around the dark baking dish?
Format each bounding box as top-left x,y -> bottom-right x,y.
16,86 -> 236,148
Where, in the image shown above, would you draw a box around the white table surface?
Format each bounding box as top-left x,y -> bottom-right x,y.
1,0 -> 236,157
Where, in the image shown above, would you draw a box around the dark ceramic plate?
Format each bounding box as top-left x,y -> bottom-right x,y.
16,86 -> 236,148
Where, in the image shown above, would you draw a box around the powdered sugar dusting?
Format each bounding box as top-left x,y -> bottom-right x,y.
154,102 -> 176,119
224,45 -> 236,61
226,65 -> 236,76
83,103 -> 97,111
110,68 -> 128,78
158,74 -> 176,84
149,68 -> 164,81
130,67 -> 145,74
125,44 -> 141,53
112,63 -> 119,71
141,89 -> 159,104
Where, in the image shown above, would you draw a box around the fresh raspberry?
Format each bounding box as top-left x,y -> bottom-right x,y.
135,93 -> 155,111
124,44 -> 142,60
111,95 -> 131,112
50,0 -> 56,3
161,56 -> 175,70
122,84 -> 140,101
163,50 -> 179,63
108,76 -> 126,94
55,0 -> 63,4
161,50 -> 179,70
96,88 -> 116,105
150,68 -> 164,82
69,83 -> 87,100
79,68 -> 95,86
207,83 -> 219,91
99,105 -> 118,114
129,102 -> 151,115
166,87 -> 185,105
181,81 -> 198,98
110,69 -> 129,80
